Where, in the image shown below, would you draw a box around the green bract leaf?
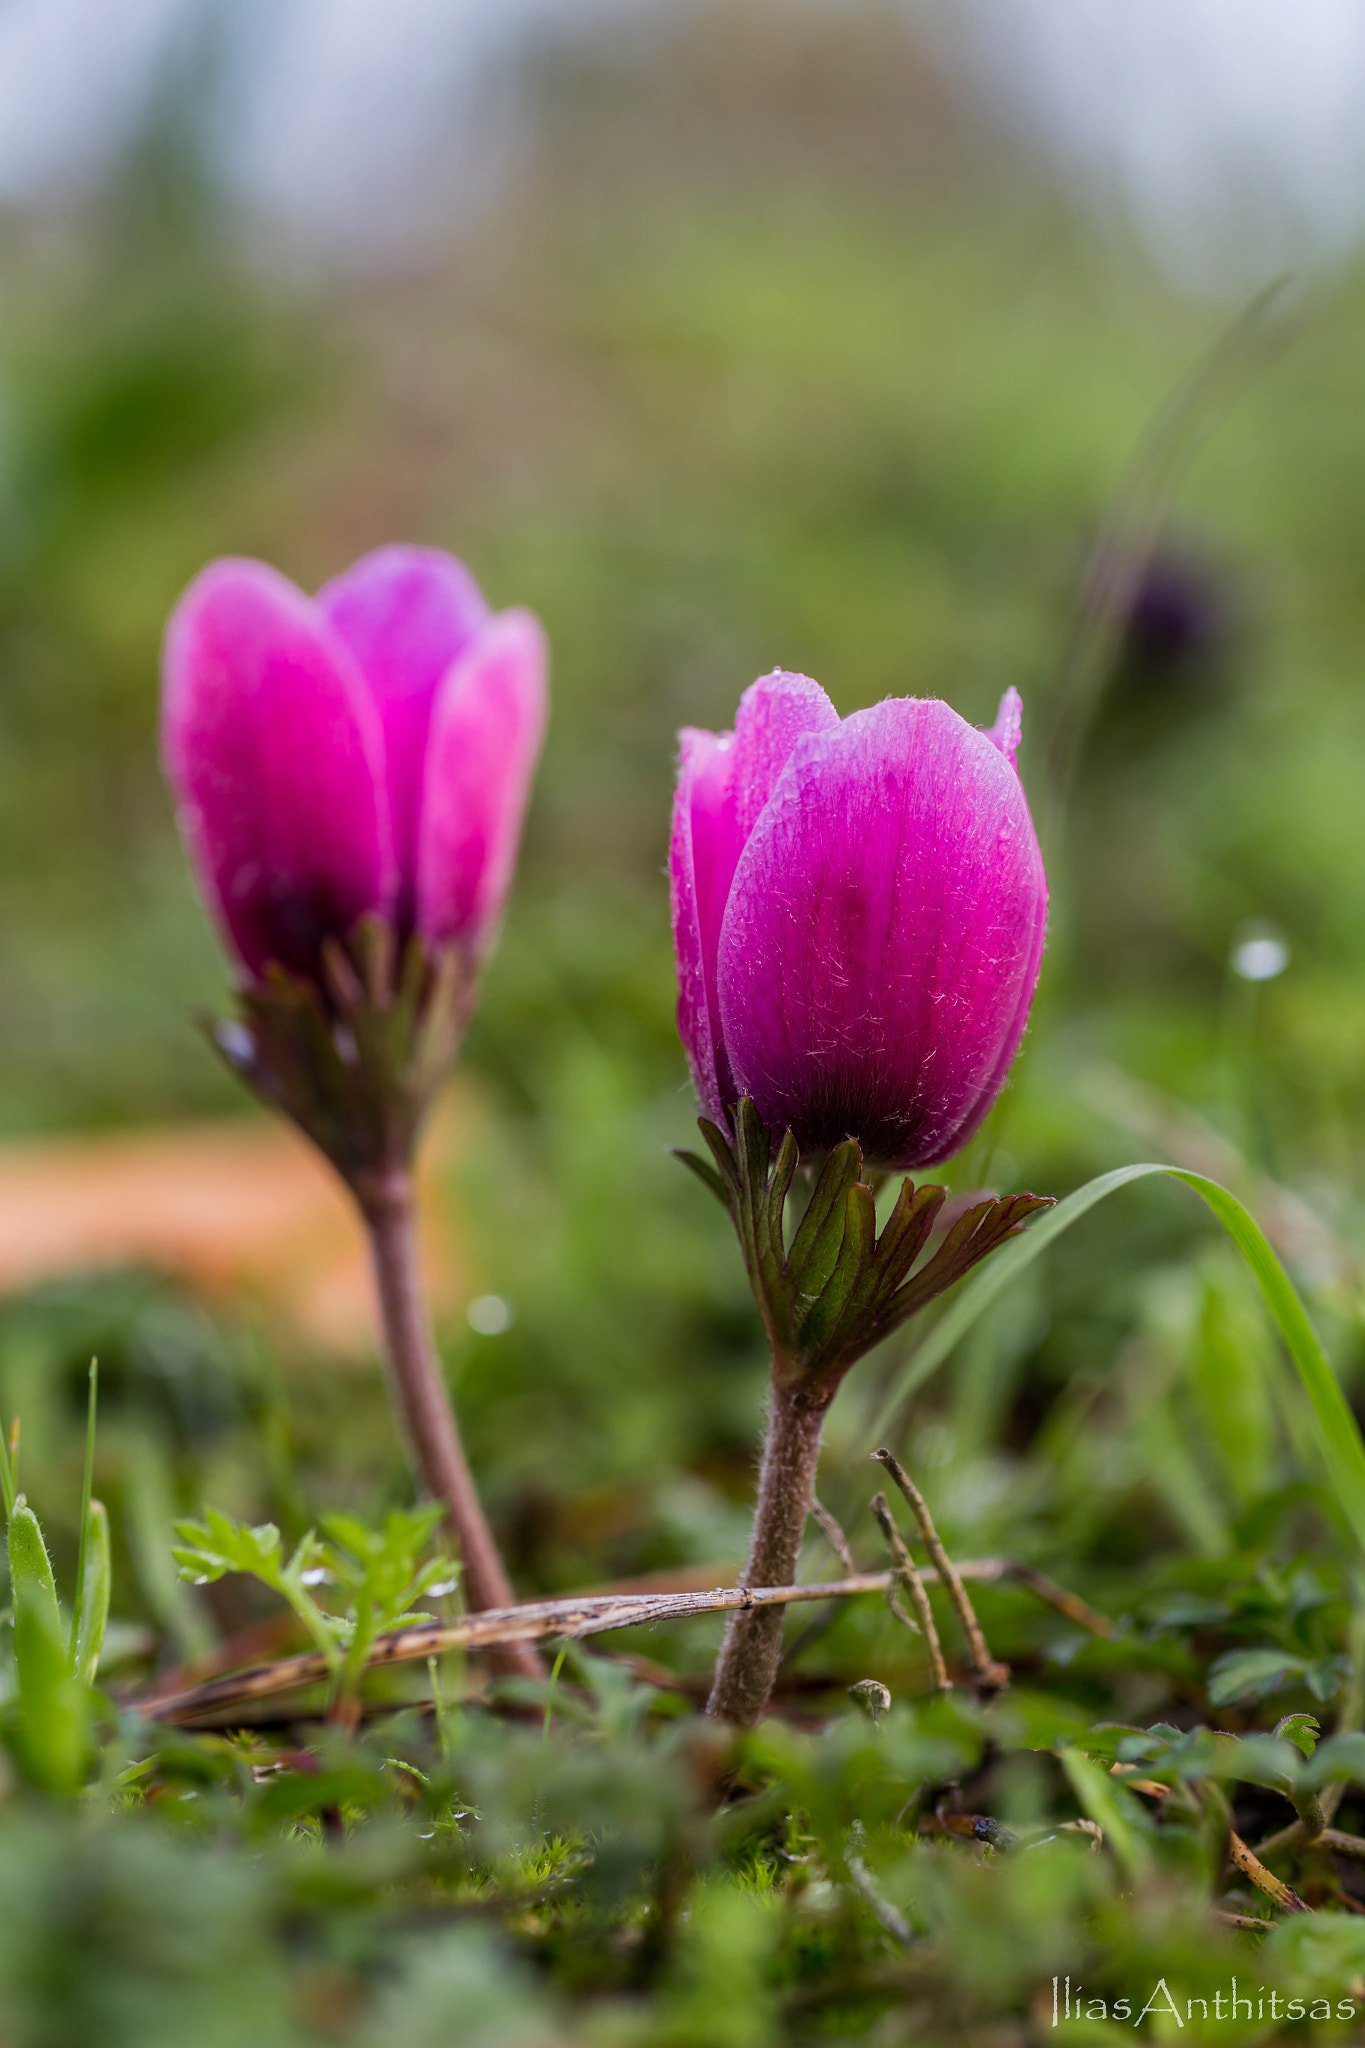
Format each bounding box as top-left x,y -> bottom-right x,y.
683,1102 -> 1050,1386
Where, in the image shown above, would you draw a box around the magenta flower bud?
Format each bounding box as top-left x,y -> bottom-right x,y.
162,545 -> 547,984
670,672 -> 1047,1170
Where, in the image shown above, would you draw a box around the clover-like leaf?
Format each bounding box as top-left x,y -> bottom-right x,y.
171,1509 -> 285,1589
1206,1646 -> 1310,1707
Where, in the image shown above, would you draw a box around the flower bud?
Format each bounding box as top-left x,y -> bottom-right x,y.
161,546 -> 547,984
670,672 -> 1047,1169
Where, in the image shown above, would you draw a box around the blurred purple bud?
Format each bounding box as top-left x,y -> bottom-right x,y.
670,674 -> 1047,1169
1121,551 -> 1226,681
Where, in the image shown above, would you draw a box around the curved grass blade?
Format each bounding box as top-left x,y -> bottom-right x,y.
73,1501 -> 111,1686
865,1163 -> 1365,1561
0,1410 -> 13,1522
68,1359 -> 97,1670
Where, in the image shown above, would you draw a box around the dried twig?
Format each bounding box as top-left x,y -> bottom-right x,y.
1000,1562 -> 1114,1639
775,1496 -> 857,1673
870,1492 -> 950,1695
135,1551 -> 1107,1728
1213,1909 -> 1273,1933
810,1494 -> 856,1576
872,1448 -> 1009,1691
1228,1830 -> 1310,1914
1252,1818 -> 1308,1862
140,1574 -> 895,1725
844,1824 -> 915,1947
1306,1828 -> 1365,1865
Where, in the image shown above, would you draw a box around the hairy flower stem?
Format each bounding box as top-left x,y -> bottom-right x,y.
706,1372 -> 832,1725
357,1170 -> 542,1682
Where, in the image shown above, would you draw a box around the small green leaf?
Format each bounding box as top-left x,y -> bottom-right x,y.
1306,1654 -> 1349,1702
1060,1747 -> 1152,1879
1273,1712 -> 1321,1761
172,1511 -> 285,1587
1207,1647 -> 1308,1707
1301,1731 -> 1365,1788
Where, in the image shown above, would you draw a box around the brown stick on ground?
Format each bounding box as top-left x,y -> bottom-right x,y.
810,1494 -> 856,1576
872,1448 -> 1009,1691
356,1167 -> 542,1682
142,1572 -> 893,1725
870,1491 -> 950,1694
1228,1830 -> 1310,1914
136,1553 -> 1111,1728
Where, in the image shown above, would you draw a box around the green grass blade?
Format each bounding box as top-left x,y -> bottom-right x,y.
0,1412 -> 14,1522
8,1501 -> 62,1646
73,1501 -> 111,1686
68,1359 -> 97,1669
864,1165 -> 1163,1440
864,1162 -> 1365,1562
1168,1169 -> 1365,1560
8,1501 -> 88,1795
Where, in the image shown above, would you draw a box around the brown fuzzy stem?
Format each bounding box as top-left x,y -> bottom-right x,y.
706,1373 -> 831,1725
357,1169 -> 542,1681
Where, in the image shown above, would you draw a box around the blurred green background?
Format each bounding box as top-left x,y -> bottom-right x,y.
1,0 -> 1363,1641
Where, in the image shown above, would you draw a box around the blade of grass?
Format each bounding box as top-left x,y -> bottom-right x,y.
73,1501 -> 111,1685
68,1360 -> 98,1670
0,1411 -> 14,1521
865,1165 -> 1165,1438
542,1642 -> 570,1738
866,1163 -> 1365,1562
1042,278 -> 1292,826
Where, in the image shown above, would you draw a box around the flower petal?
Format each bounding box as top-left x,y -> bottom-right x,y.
670,726 -> 735,1126
669,670 -> 839,1127
717,696 -> 1048,1169
985,685 -> 1023,767
317,545 -> 490,911
162,558 -> 395,982
417,608 -> 548,954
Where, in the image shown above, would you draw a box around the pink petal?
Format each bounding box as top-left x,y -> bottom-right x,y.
985,685 -> 1023,767
162,558 -> 395,983
317,545 -> 490,913
417,608 -> 548,955
668,671 -> 839,1127
717,696 -> 1047,1169
670,727 -> 736,1127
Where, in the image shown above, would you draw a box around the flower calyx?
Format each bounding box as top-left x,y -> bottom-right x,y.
203,915 -> 472,1193
677,1098 -> 1053,1395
